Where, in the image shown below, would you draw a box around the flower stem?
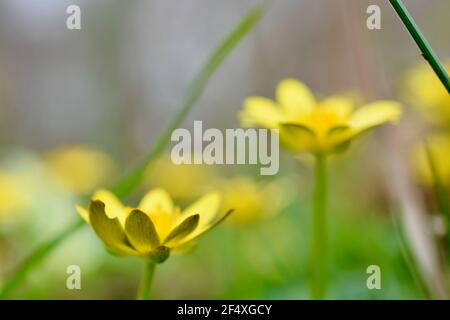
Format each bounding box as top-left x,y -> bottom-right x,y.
389,0 -> 450,93
137,261 -> 156,300
310,154 -> 328,300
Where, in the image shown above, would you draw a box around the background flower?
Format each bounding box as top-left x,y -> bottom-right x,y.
240,79 -> 402,154
403,60 -> 450,126
222,176 -> 291,226
44,145 -> 117,195
411,133 -> 450,187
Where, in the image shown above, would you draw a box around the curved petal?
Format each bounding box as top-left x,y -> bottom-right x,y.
139,188 -> 174,215
179,192 -> 221,228
239,97 -> 285,129
125,209 -> 160,253
279,122 -> 318,151
276,79 -> 315,116
349,101 -> 402,134
89,200 -> 137,256
163,214 -> 199,247
177,209 -> 234,247
92,189 -> 127,225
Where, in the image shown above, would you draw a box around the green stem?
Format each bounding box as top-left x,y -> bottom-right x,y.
389,0 -> 450,93
310,154 -> 328,300
137,261 -> 156,300
0,4 -> 265,299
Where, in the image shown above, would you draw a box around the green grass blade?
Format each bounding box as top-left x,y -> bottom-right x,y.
389,0 -> 450,93
110,4 -> 264,197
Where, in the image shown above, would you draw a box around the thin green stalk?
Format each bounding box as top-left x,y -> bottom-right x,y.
137,261 -> 156,300
310,154 -> 328,300
389,207 -> 430,299
389,0 -> 450,93
110,4 -> 265,197
0,4 -> 265,299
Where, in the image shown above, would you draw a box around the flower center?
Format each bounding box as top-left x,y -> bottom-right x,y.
302,109 -> 344,135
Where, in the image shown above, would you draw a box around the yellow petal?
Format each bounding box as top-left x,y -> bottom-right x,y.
276,79 -> 315,116
177,209 -> 234,247
139,188 -> 174,214
412,134 -> 450,186
320,96 -> 354,120
125,209 -> 160,253
163,214 -> 199,247
349,101 -> 402,134
179,192 -> 221,228
279,123 -> 318,152
76,204 -> 90,223
89,200 -> 137,256
92,189 -> 127,225
239,97 -> 284,128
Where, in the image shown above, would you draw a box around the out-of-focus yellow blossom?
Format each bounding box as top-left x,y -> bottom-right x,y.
412,134 -> 450,187
222,177 -> 290,226
144,155 -> 218,202
404,60 -> 450,125
76,189 -> 230,263
0,171 -> 26,217
239,79 -> 402,155
44,145 -> 116,195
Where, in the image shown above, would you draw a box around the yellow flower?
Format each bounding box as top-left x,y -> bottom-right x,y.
76,189 -> 230,263
44,145 -> 116,195
404,60 -> 450,125
0,171 -> 26,217
239,79 -> 402,154
412,134 -> 450,187
222,177 -> 289,226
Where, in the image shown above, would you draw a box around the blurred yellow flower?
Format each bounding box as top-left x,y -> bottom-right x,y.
222,177 -> 289,226
404,60 -> 450,125
44,145 -> 116,195
76,189 -> 230,263
144,155 -> 218,202
239,79 -> 402,154
412,133 -> 450,187
0,171 -> 25,217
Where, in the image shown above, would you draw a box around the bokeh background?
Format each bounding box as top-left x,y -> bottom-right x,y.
0,0 -> 449,299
